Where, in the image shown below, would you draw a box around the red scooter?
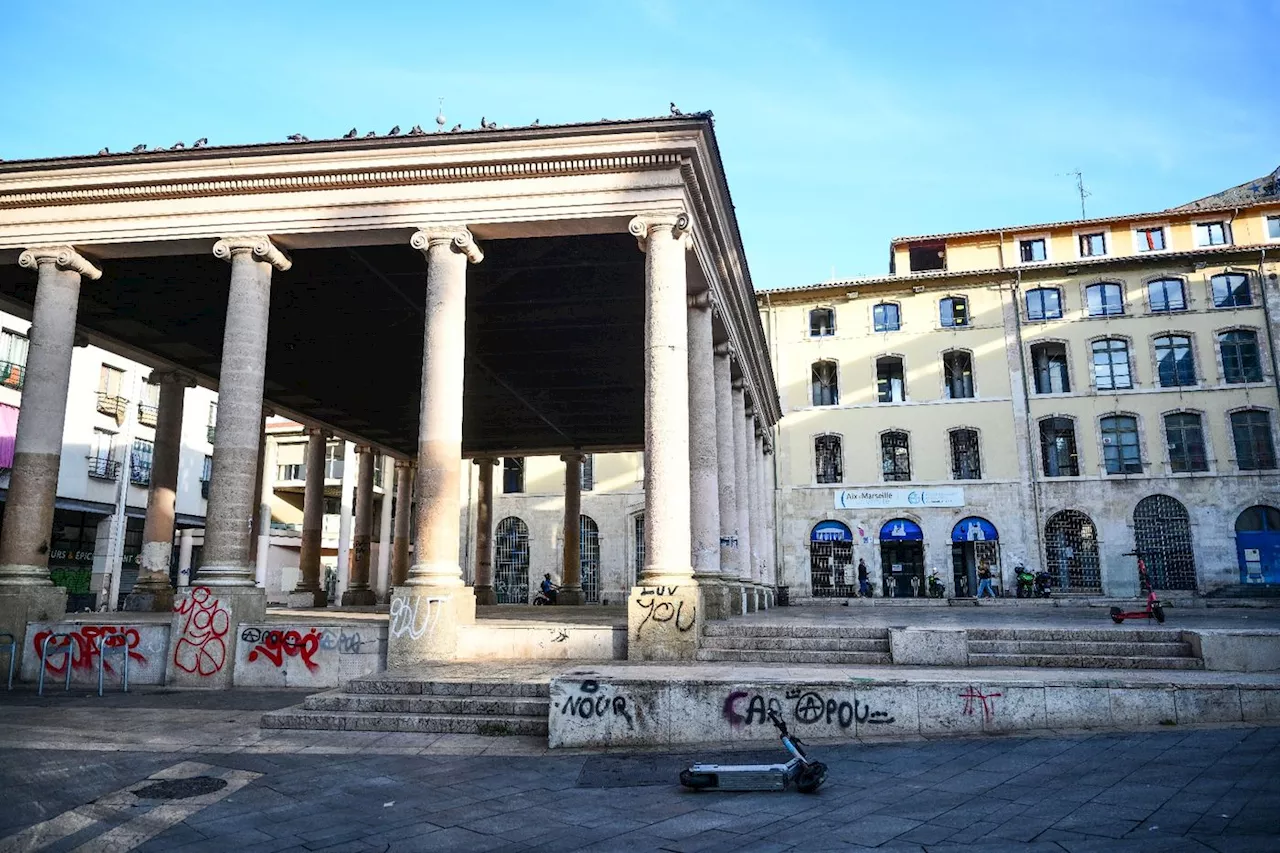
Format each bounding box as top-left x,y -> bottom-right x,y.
1109,551 -> 1165,624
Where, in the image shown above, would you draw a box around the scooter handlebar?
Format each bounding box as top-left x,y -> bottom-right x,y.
767,709 -> 789,736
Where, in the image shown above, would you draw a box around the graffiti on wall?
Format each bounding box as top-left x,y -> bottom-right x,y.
239,627 -> 368,671
723,687 -> 896,729
634,585 -> 695,639
959,686 -> 1001,722
31,626 -> 146,674
389,595 -> 449,641
555,679 -> 634,729
172,586 -> 230,677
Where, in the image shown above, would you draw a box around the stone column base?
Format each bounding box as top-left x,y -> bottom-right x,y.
340,588 -> 378,607
558,587 -> 585,606
0,583 -> 67,674
474,585 -> 497,606
744,584 -> 759,612
386,585 -> 476,668
122,584 -> 174,613
693,576 -> 732,622
287,588 -> 328,608
627,579 -> 702,661
166,585 -> 265,689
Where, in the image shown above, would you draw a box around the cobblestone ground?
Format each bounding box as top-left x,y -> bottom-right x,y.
1,704 -> 1276,852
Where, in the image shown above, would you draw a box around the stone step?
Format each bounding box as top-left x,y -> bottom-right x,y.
342,678 -> 550,697
303,692 -> 550,717
967,628 -> 1184,643
706,636 -> 890,653
261,708 -> 549,736
695,648 -> 893,665
702,624 -> 889,640
968,640 -> 1194,658
968,653 -> 1204,670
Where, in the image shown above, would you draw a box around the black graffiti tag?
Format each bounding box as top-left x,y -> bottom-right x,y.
634,597 -> 696,639
558,680 -> 633,729
793,691 -> 894,729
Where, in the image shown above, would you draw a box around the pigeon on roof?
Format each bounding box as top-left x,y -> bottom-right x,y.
388,125 -> 400,136
450,124 -> 462,132
171,142 -> 185,149
365,131 -> 377,138
287,134 -> 308,142
97,147 -> 109,155
408,125 -> 425,135
670,102 -> 682,115
344,128 -> 357,138
193,138 -> 207,148
131,144 -> 147,153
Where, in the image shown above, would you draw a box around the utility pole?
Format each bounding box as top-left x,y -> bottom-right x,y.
1069,169 -> 1090,219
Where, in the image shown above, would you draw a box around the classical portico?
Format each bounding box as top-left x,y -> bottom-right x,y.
0,115 -> 780,670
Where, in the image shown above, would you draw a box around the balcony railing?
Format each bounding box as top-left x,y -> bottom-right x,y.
206,425 -> 216,444
200,479 -> 210,500
130,462 -> 151,487
0,361 -> 25,390
276,463 -> 305,482
137,403 -> 158,427
87,456 -> 121,480
96,392 -> 128,421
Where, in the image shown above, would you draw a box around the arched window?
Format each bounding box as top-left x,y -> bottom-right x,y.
940,296 -> 969,327
1030,342 -> 1070,393
1230,410 -> 1277,471
1039,417 -> 1079,477
1091,338 -> 1132,389
811,360 -> 839,406
876,356 -> 905,402
579,515 -> 600,603
1085,282 -> 1124,317
880,431 -> 911,481
1219,330 -> 1262,383
1100,415 -> 1142,475
494,517 -> 530,604
581,453 -> 594,491
1154,335 -> 1195,387
503,457 -> 525,493
633,512 -> 645,586
1211,273 -> 1252,308
1044,510 -> 1101,592
873,302 -> 900,332
942,350 -> 974,399
949,429 -> 981,480
1164,413 -> 1208,473
810,521 -> 855,597
1147,278 -> 1187,313
1025,288 -> 1063,321
1134,495 -> 1197,590
809,307 -> 835,337
814,434 -> 843,484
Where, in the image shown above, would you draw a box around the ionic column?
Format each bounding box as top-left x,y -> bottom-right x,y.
376,455 -> 393,602
342,446 -> 377,605
713,342 -> 743,613
387,227 -> 483,666
750,419 -> 766,601
125,369 -> 196,612
687,290 -> 725,618
391,460 -> 413,588
472,458 -> 496,604
763,441 -> 777,589
559,452 -> 584,605
288,427 -> 328,607
731,378 -> 756,611
335,440 -> 355,601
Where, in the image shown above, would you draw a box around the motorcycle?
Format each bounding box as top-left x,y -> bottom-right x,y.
926,570 -> 946,599
680,709 -> 827,793
1015,564 -> 1035,598
1033,569 -> 1053,598
532,586 -> 558,605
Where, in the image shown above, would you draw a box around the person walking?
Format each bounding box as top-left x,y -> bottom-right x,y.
857,559 -> 870,597
976,561 -> 996,600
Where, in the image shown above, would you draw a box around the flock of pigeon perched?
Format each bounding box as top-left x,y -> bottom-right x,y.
77,103 -> 694,158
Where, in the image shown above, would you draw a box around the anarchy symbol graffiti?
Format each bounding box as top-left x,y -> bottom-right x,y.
793,691 -> 825,724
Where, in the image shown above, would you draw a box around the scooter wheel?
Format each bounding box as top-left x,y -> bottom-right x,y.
1109,606 -> 1124,624
679,770 -> 716,790
1153,604 -> 1166,624
533,598 -> 546,606
795,762 -> 828,794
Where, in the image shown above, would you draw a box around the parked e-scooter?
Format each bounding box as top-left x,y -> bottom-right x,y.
1109,551 -> 1165,624
680,710 -> 828,793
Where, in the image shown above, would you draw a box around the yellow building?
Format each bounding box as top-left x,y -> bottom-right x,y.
761,169 -> 1280,599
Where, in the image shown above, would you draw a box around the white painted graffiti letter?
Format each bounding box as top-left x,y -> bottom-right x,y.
389,595 -> 450,640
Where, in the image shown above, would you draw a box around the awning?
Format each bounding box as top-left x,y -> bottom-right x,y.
811,520 -> 853,542
952,517 -> 999,542
880,519 -> 923,541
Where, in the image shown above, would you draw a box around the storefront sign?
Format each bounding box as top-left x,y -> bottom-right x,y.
811,521 -> 854,542
835,487 -> 964,510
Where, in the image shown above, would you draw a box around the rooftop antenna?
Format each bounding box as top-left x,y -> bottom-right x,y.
435,98 -> 446,132
1068,168 -> 1090,219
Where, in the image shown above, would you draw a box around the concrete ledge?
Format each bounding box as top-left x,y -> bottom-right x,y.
458,623 -> 626,661
234,622 -> 387,688
1186,630 -> 1280,672
21,619 -> 171,686
890,627 -> 968,666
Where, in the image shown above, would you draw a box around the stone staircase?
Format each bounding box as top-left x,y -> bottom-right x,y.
696,623 -> 892,664
261,674 -> 551,736
967,628 -> 1203,670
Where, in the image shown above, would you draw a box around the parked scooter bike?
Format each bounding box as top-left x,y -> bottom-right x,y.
1033,569 -> 1053,598
680,710 -> 828,793
1109,551 -> 1165,624
927,568 -> 946,599
1015,564 -> 1035,598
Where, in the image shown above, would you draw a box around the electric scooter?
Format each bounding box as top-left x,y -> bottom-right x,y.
680,710 -> 828,793
1109,551 -> 1165,624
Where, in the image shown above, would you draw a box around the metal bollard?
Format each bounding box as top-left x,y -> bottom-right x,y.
95,634 -> 131,697
38,633 -> 75,696
0,632 -> 16,690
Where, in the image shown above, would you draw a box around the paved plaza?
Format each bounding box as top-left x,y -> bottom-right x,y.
0,688 -> 1277,852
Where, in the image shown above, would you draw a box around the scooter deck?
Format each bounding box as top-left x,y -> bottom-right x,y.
685,762 -> 794,791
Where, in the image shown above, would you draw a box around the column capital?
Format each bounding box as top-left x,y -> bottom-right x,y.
686,290 -> 712,310
714,341 -> 733,359
395,458 -> 415,470
559,451 -> 584,463
628,211 -> 690,252
18,246 -> 102,280
147,368 -> 197,388
306,426 -> 330,440
731,377 -> 744,392
354,444 -> 374,456
470,456 -> 499,467
213,236 -> 292,271
410,227 -> 484,263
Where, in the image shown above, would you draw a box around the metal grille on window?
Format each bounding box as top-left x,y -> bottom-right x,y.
130,438 -> 154,486
579,515 -> 600,603
1092,339 -> 1131,389
1031,343 -> 1070,393
1164,413 -> 1208,473
1039,418 -> 1079,477
943,350 -> 974,398
1219,331 -> 1262,384
1231,410 -> 1277,471
810,542 -> 856,598
809,308 -> 835,337
633,513 -> 645,588
1100,415 -> 1142,475
814,434 -> 842,484
950,429 -> 981,480
494,517 -> 530,604
581,454 -> 594,491
881,431 -> 910,481
1133,495 -> 1197,590
1154,335 -> 1195,387
1044,510 -> 1102,592
811,360 -> 838,406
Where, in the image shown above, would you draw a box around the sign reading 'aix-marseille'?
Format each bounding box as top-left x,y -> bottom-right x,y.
834,487 -> 965,510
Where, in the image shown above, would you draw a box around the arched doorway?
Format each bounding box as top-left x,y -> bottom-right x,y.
810,520 -> 855,597
880,518 -> 924,597
1236,505 -> 1280,585
580,515 -> 600,603
1134,495 -> 1197,590
1044,510 -> 1101,593
950,517 -> 999,598
494,516 -> 530,604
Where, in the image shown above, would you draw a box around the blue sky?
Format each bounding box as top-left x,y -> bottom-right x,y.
2,0 -> 1277,289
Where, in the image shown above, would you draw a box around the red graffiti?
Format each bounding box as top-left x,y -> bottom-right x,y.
723,690 -> 750,727
172,586 -> 230,677
32,626 -> 145,674
247,629 -> 322,672
959,686 -> 1002,722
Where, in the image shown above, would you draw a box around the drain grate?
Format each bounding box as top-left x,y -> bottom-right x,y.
134,776 -> 227,800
